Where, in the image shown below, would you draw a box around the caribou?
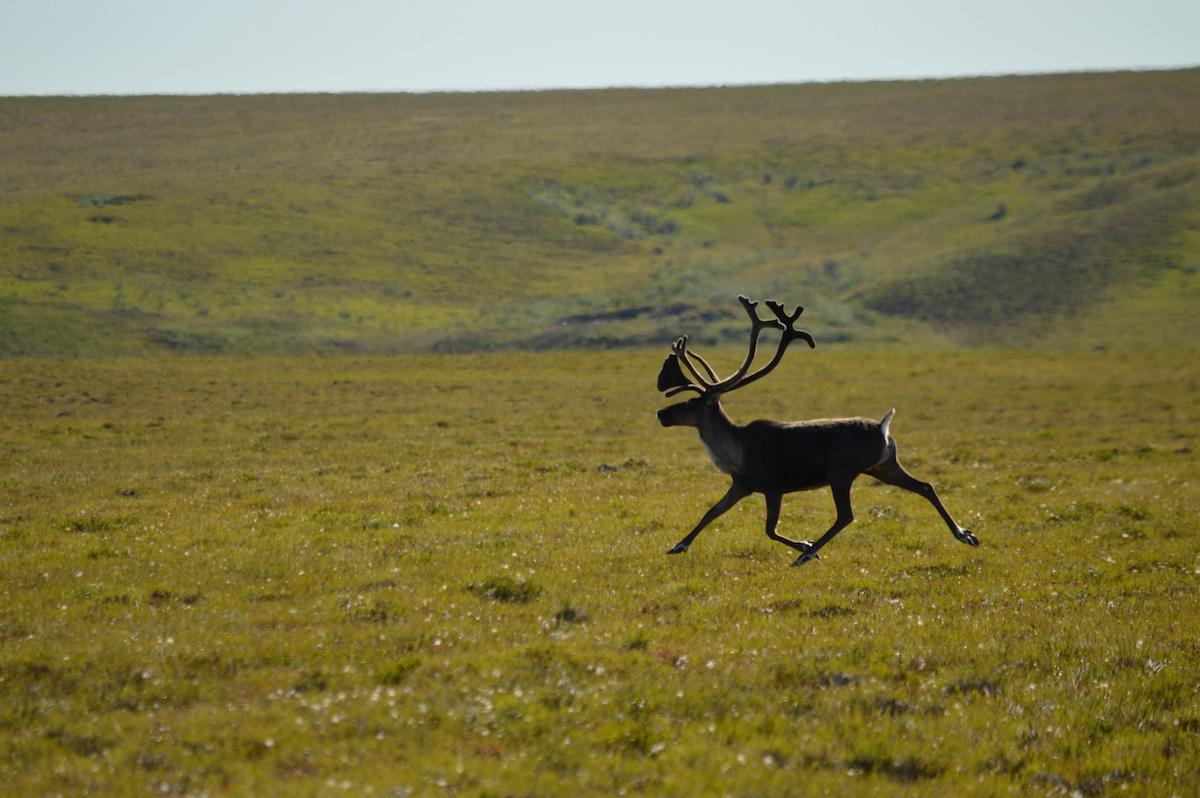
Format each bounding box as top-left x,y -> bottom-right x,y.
656,295 -> 979,565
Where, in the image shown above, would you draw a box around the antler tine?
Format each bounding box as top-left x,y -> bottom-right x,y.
664,384 -> 705,398
722,298 -> 816,393
684,350 -> 719,383
740,294 -> 786,330
672,335 -> 718,390
764,299 -> 804,326
764,300 -> 816,349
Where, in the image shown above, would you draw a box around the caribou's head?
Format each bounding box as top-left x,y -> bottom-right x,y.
656,295 -> 815,427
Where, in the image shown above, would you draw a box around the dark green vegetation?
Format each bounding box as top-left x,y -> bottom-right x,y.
1,349 -> 1198,795
2,70 -> 1199,355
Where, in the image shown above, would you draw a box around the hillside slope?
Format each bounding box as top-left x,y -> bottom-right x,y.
1,70 -> 1198,355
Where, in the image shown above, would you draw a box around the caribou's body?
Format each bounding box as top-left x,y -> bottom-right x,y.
656,295 -> 978,566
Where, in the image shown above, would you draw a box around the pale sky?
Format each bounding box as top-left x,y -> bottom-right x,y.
2,0 -> 1198,96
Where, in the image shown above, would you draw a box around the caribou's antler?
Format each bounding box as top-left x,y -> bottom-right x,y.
684,349 -> 719,383
660,295 -> 813,397
721,298 -> 816,393
670,335 -> 718,391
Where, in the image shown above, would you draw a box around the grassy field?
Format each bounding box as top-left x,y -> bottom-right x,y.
2,69 -> 1199,355
1,347 -> 1197,795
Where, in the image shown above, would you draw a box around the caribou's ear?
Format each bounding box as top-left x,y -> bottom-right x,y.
656,353 -> 691,392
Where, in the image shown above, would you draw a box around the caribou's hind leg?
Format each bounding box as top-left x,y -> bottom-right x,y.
866,448 -> 979,547
791,479 -> 855,566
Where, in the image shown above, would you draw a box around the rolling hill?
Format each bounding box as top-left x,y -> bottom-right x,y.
1,69 -> 1198,355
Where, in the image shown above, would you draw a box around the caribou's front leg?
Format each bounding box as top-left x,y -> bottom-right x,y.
667,480 -> 750,554
763,492 -> 820,558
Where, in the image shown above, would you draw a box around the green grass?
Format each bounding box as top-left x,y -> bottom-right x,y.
1,348 -> 1197,795
2,70 -> 1199,355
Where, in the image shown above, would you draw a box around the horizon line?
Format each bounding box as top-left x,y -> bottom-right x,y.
3,63 -> 1198,100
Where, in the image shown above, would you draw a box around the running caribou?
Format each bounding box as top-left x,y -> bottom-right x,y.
655,295 -> 979,565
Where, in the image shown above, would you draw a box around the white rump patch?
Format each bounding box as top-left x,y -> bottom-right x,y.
880,408 -> 896,440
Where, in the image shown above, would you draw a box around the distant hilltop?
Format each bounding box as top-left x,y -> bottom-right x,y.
2,69 -> 1197,356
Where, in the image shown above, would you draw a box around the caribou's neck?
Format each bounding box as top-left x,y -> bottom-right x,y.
698,400 -> 745,475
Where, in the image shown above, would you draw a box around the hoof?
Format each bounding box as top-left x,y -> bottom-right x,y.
957,529 -> 980,547
791,543 -> 820,567
667,543 -> 689,555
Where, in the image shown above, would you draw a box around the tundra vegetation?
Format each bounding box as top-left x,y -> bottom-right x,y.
0,70 -> 1198,795
1,350 -> 1197,795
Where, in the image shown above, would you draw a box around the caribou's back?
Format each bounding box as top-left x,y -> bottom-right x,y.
738,417 -> 888,494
